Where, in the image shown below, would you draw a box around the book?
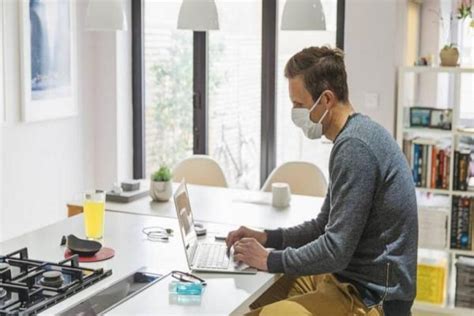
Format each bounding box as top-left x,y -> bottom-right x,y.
459,197 -> 471,249
419,208 -> 448,249
426,145 -> 433,188
459,152 -> 470,191
402,138 -> 452,189
413,144 -> 421,186
422,145 -> 428,188
454,151 -> 460,190
470,198 -> 474,250
416,262 -> 446,305
431,146 -> 438,188
471,199 -> 474,251
455,256 -> 474,308
457,197 -> 464,249
438,150 -> 445,189
454,150 -> 471,191
451,196 -> 474,250
451,196 -> 459,248
106,188 -> 149,203
443,152 -> 450,190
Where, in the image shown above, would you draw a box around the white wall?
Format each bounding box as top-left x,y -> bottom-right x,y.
344,0 -> 408,135
0,0 -> 4,242
0,0 -> 132,242
1,0 -> 88,241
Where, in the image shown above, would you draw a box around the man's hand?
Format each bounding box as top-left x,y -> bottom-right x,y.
233,238 -> 269,271
226,226 -> 267,248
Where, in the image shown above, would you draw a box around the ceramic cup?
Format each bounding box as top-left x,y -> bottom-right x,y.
272,182 -> 291,208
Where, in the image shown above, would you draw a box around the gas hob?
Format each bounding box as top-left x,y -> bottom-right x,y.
0,248 -> 111,315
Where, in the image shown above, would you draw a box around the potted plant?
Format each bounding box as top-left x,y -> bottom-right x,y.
440,43 -> 459,67
150,165 -> 173,202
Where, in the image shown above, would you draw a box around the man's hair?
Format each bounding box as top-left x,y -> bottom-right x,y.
284,46 -> 349,103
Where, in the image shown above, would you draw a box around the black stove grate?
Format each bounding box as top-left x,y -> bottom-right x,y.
0,248 -> 112,316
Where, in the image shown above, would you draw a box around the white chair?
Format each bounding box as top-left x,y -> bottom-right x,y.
173,155 -> 229,188
261,161 -> 327,197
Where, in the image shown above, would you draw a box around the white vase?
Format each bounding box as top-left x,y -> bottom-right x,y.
150,180 -> 173,202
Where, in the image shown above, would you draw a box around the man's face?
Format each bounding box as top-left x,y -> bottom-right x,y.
288,76 -> 327,124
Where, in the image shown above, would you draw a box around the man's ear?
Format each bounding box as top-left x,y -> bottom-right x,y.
322,90 -> 337,109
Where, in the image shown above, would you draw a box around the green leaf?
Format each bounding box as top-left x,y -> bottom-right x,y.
152,165 -> 172,182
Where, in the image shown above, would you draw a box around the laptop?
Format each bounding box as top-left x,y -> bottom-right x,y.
173,180 -> 257,274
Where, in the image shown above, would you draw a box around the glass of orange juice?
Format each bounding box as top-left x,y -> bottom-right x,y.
83,190 -> 106,240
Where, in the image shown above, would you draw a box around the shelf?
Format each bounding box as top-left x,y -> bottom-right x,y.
456,130 -> 474,137
418,246 -> 474,255
418,245 -> 449,252
451,191 -> 474,197
416,188 -> 451,195
418,245 -> 474,256
401,66 -> 474,74
403,128 -> 453,137
403,128 -> 474,138
398,66 -> 474,315
415,188 -> 474,197
449,249 -> 474,256
413,302 -> 474,315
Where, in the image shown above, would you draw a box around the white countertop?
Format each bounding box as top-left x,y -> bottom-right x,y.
70,183 -> 323,229
0,212 -> 277,315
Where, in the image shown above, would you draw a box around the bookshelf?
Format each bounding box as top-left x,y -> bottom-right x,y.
396,66 -> 474,314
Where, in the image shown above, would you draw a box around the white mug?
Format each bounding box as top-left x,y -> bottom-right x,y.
272,182 -> 291,208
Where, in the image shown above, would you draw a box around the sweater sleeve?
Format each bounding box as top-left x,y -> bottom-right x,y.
268,138 -> 379,274
264,190 -> 330,250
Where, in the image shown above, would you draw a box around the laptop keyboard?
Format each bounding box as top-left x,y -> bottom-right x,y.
195,243 -> 230,269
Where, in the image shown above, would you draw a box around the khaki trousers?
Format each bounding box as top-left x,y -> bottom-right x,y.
246,274 -> 383,316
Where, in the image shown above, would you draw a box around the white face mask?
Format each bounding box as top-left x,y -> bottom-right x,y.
291,93 -> 329,139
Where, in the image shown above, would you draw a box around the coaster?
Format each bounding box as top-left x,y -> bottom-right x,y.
64,247 -> 115,262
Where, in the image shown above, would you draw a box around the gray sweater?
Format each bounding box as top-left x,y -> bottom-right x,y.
266,113 -> 418,302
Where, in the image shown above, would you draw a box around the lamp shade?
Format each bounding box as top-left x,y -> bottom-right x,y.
281,0 -> 326,31
177,0 -> 219,31
85,0 -> 127,31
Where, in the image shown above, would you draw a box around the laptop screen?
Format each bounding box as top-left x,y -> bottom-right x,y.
173,181 -> 198,263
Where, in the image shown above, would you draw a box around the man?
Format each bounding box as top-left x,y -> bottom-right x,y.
226,46 -> 418,316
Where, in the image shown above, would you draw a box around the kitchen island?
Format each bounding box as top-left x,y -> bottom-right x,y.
0,212 -> 278,315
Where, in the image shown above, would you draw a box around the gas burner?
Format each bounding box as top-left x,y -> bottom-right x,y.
0,247 -> 112,315
0,262 -> 9,272
40,270 -> 64,288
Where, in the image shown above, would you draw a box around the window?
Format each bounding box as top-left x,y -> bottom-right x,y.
438,1 -> 474,122
275,0 -> 339,180
208,1 -> 262,189
459,19 -> 474,121
134,0 -> 345,185
143,1 -> 193,175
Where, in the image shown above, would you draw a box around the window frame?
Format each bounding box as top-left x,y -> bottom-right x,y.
132,0 -> 346,182
132,0 -> 145,178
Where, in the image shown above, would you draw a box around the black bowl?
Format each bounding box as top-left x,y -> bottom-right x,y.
66,234 -> 102,257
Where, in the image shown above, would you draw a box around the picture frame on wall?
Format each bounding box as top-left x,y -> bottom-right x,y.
19,0 -> 77,122
430,109 -> 452,130
409,107 -> 431,128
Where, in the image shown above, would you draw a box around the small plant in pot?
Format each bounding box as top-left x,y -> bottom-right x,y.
150,165 -> 173,202
440,43 -> 459,67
